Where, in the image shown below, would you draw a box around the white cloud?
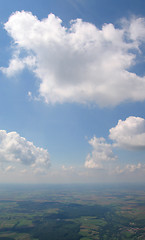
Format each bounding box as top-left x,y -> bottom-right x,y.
2,11 -> 145,106
28,91 -> 32,100
0,51 -> 36,77
62,165 -> 75,171
1,57 -> 25,77
125,163 -> 142,172
0,130 -> 50,172
128,17 -> 145,42
33,167 -> 47,175
20,169 -> 27,174
85,137 -> 117,169
5,165 -> 15,172
85,116 -> 145,169
109,116 -> 145,150
114,163 -> 143,174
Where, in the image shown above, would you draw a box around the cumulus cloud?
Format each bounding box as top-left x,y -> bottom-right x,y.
1,11 -> 145,106
109,116 -> 145,150
114,163 -> 144,174
85,116 -> 145,169
128,17 -> 145,41
0,130 -> 50,172
85,137 -> 117,169
0,55 -> 36,77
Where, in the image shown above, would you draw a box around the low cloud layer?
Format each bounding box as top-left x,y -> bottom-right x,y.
114,163 -> 144,174
0,130 -> 50,172
1,11 -> 145,106
109,116 -> 145,150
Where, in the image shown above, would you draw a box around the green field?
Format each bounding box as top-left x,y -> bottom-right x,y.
0,184 -> 145,239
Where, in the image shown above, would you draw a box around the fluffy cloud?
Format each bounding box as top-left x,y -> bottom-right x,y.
85,137 -> 117,169
0,130 -> 50,171
1,11 -> 145,106
1,55 -> 35,77
109,116 -> 145,150
85,116 -> 145,169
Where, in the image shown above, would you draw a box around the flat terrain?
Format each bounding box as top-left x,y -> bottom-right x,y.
0,184 -> 145,239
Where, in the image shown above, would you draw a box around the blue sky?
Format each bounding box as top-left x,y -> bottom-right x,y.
0,0 -> 145,183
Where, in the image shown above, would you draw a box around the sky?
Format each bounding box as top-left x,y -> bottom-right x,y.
0,0 -> 145,183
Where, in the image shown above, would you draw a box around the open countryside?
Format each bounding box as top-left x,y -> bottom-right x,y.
0,184 -> 145,239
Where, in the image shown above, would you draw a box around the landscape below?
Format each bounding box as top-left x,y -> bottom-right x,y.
0,183 -> 145,239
